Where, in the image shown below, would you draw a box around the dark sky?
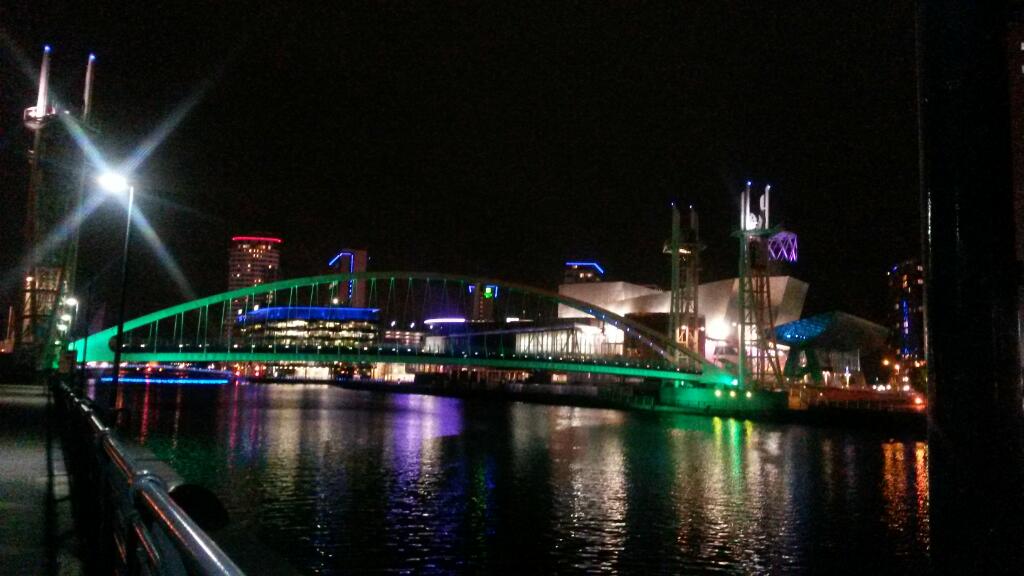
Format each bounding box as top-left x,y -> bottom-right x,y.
0,1 -> 920,325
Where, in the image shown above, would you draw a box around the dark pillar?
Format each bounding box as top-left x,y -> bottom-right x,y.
918,1 -> 1024,572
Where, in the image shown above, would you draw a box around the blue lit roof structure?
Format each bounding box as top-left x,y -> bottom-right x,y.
238,306 -> 379,325
565,261 -> 605,275
775,311 -> 888,351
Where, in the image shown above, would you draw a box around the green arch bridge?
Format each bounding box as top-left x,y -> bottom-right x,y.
68,272 -> 735,386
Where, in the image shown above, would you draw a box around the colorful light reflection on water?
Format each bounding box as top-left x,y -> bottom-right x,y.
90,383 -> 930,574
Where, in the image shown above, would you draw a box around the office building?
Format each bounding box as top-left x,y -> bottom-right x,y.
228,235 -> 282,320
887,259 -> 925,360
469,283 -> 499,322
229,235 -> 282,292
328,248 -> 368,307
563,261 -> 605,284
234,306 -> 378,350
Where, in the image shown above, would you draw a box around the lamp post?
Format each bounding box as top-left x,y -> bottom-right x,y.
97,172 -> 133,388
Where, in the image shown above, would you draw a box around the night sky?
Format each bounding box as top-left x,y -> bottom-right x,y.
0,1 -> 920,325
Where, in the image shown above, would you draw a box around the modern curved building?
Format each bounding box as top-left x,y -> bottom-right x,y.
558,276 -> 809,362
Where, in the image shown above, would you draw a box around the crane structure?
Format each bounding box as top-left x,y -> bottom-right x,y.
735,182 -> 785,389
664,204 -> 702,361
16,46 -> 97,369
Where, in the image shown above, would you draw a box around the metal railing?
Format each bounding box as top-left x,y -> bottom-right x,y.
52,379 -> 245,575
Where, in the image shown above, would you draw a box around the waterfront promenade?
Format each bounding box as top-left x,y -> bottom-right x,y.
0,384 -> 81,575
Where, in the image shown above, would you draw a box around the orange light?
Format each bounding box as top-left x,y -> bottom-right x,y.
914,396 -> 924,405
882,359 -> 890,366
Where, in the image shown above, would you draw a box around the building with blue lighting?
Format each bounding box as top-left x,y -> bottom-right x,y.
327,248 -> 368,307
235,306 -> 379,349
563,262 -> 605,284
775,311 -> 888,387
887,259 -> 925,360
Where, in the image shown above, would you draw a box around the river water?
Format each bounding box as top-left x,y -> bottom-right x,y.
91,382 -> 930,574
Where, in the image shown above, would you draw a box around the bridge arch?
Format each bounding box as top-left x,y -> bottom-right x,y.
69,272 -> 732,385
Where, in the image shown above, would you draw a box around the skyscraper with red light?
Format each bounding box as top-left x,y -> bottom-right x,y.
228,236 -> 282,316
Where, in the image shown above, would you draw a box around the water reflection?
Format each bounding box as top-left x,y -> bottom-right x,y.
90,383 -> 931,574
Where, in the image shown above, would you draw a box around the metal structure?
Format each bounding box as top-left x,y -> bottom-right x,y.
767,231 -> 798,263
67,272 -> 735,386
54,379 -> 244,575
17,46 -> 97,369
664,204 -> 701,357
735,183 -> 785,389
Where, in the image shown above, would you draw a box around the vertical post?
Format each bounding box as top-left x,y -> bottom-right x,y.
669,204 -> 681,355
918,1 -> 1024,572
690,207 -> 701,357
110,187 -> 134,387
79,287 -> 90,386
737,185 -> 749,388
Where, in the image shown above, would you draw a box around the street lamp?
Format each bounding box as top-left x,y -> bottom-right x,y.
97,171 -> 134,388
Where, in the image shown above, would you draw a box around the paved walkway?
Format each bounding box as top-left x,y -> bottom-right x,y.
0,384 -> 82,575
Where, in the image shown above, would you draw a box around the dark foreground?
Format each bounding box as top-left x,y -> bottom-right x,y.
90,382 -> 931,574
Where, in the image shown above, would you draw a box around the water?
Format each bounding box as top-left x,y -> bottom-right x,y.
92,383 -> 930,574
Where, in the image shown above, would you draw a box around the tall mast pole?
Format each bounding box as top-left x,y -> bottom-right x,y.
737,182 -> 750,388
66,54 -> 97,299
669,203 -> 681,357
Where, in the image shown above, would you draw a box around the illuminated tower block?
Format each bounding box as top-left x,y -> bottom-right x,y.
887,259 -> 925,360
227,235 -> 282,321
469,283 -> 498,322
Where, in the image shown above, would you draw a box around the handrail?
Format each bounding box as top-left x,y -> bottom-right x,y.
53,380 -> 245,575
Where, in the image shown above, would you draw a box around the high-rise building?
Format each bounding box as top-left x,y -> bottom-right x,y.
228,235 -> 282,316
327,248 -> 368,307
563,261 -> 604,284
469,283 -> 499,322
887,259 -> 925,360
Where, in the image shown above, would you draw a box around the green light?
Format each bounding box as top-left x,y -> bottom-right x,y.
67,271 -> 732,385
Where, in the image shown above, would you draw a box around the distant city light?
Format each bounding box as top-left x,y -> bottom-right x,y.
232,236 -> 282,244
424,318 -> 466,325
100,376 -> 229,385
